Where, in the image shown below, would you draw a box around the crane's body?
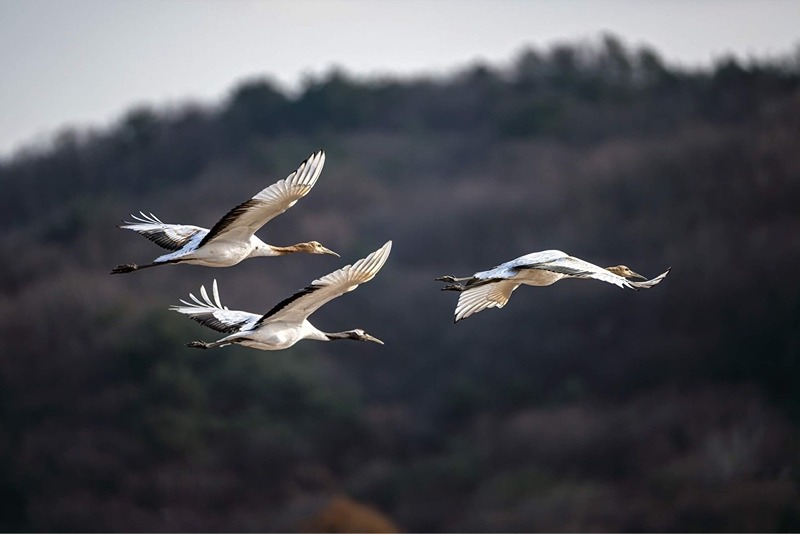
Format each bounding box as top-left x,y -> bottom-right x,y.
438,249 -> 670,322
147,230 -> 280,267
171,241 -> 393,351
111,151 -> 337,273
193,319 -> 344,351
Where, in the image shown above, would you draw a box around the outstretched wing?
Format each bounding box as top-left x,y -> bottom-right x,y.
198,150 -> 325,247
629,268 -> 671,289
257,241 -> 392,325
170,279 -> 260,333
454,280 -> 520,322
536,255 -> 669,290
119,212 -> 207,251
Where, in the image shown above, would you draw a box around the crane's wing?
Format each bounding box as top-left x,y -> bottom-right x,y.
454,281 -> 520,322
629,268 -> 671,289
170,279 -> 260,333
257,241 -> 392,325
536,255 -> 669,290
198,151 -> 325,247
119,212 -> 207,251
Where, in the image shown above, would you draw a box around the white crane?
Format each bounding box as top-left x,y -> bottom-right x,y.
111,150 -> 337,274
170,241 -> 392,351
437,249 -> 670,322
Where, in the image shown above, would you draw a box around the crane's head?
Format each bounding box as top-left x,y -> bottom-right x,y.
326,329 -> 384,345
293,241 -> 340,257
605,265 -> 647,280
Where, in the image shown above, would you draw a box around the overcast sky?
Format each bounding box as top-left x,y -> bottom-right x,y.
1,0 -> 798,159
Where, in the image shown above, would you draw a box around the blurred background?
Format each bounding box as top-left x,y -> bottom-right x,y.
2,0 -> 800,531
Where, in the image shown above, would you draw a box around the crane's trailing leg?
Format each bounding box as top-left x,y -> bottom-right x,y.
437,275 -> 487,291
186,338 -> 229,350
435,275 -> 473,283
111,259 -> 176,274
110,263 -> 140,274
440,283 -> 467,292
110,262 -> 164,274
438,277 -> 498,292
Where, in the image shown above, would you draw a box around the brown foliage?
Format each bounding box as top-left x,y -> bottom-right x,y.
299,495 -> 400,533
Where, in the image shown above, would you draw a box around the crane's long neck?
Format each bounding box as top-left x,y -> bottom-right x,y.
325,330 -> 365,341
297,322 -> 383,345
324,329 -> 384,344
250,242 -> 307,257
269,244 -> 307,256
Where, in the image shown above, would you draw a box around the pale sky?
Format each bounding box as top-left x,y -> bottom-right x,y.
1,0 -> 798,159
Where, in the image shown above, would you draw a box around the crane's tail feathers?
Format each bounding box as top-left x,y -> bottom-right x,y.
121,211 -> 165,226
174,280 -> 228,312
199,280 -> 226,309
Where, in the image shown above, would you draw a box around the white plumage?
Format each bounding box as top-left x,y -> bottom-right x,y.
111,151 -> 337,274
437,249 -> 670,322
170,241 -> 392,351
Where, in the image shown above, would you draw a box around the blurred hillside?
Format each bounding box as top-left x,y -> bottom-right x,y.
1,35 -> 800,531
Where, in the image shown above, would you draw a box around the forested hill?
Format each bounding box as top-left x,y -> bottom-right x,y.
2,36 -> 800,531
4,35 -> 798,229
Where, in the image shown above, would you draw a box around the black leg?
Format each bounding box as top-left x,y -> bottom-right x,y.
110,263 -> 139,274
440,283 -> 466,292
110,260 -> 175,274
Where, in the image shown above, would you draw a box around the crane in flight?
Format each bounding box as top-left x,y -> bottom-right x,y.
111,150 -> 337,274
437,249 -> 669,322
171,241 -> 392,351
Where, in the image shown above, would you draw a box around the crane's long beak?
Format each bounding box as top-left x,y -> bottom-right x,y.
362,332 -> 384,345
322,246 -> 340,257
628,270 -> 647,281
